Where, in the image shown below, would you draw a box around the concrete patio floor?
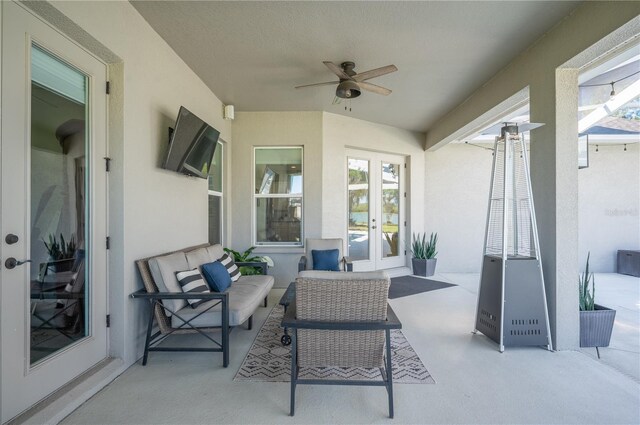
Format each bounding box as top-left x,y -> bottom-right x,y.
60,273 -> 640,424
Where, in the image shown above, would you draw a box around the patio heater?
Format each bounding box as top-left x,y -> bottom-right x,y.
473,122 -> 553,352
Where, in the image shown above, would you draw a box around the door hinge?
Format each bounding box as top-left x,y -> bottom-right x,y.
404,250 -> 407,255
106,81 -> 111,94
404,192 -> 406,198
404,221 -> 407,227
106,236 -> 111,250
106,314 -> 111,328
105,157 -> 111,172
404,163 -> 407,169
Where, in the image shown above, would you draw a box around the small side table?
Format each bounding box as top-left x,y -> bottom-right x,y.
278,282 -> 295,345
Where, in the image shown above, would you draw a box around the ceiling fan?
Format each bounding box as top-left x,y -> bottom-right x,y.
295,61 -> 398,99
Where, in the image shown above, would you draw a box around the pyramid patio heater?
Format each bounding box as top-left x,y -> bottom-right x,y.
473,122 -> 553,352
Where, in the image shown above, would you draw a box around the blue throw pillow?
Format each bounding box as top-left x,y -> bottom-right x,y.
312,249 -> 340,271
201,261 -> 232,292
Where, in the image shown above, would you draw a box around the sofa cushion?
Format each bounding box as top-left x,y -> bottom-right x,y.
312,249 -> 340,271
218,253 -> 241,282
171,274 -> 274,328
185,247 -> 213,271
175,269 -> 210,308
207,244 -> 225,261
148,251 -> 189,313
202,261 -> 232,292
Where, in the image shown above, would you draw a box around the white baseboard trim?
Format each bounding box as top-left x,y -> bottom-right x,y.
383,266 -> 412,277
11,357 -> 127,425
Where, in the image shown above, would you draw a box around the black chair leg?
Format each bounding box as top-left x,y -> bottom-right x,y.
222,299 -> 229,368
385,329 -> 394,418
247,315 -> 253,330
290,329 -> 297,416
142,301 -> 155,366
264,296 -> 268,307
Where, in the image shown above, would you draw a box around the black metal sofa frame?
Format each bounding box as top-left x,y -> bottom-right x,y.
131,244 -> 268,368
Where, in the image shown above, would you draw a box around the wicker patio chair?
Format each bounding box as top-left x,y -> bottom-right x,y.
282,270 -> 401,418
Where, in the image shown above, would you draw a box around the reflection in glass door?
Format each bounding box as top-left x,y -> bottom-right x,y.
29,45 -> 89,364
347,150 -> 405,270
381,162 -> 400,259
348,158 -> 370,261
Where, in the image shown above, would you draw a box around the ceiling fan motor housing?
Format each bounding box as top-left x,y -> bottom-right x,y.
341,61 -> 357,77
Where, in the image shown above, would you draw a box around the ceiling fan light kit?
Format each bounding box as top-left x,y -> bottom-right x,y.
295,60 -> 397,101
336,80 -> 361,98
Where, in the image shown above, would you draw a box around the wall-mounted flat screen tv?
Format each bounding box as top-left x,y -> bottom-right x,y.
162,106 -> 220,179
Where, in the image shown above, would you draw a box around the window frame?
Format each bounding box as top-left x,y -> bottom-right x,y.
252,146 -> 304,247
208,140 -> 224,245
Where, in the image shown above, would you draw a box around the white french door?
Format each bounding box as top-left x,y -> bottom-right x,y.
346,149 -> 406,271
1,2 -> 108,422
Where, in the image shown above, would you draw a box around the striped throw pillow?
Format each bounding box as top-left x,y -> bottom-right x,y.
175,269 -> 210,308
218,253 -> 241,282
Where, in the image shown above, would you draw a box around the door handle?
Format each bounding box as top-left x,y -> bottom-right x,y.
371,225 -> 377,229
4,258 -> 31,269
5,234 -> 19,244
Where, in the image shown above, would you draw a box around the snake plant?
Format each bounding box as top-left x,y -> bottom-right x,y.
410,232 -> 438,260
579,252 -> 595,311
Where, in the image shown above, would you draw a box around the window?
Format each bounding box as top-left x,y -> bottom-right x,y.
254,147 -> 303,246
208,141 -> 224,245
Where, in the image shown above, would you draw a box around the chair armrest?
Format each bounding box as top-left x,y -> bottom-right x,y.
343,256 -> 353,272
130,289 -> 229,301
236,261 -> 267,275
281,301 -> 402,331
298,256 -> 307,273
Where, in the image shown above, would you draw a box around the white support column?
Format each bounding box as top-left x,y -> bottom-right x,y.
529,68 -> 580,350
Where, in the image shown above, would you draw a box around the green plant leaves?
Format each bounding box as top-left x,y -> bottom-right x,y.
223,246 -> 264,274
579,252 -> 595,311
410,232 -> 438,259
43,233 -> 76,260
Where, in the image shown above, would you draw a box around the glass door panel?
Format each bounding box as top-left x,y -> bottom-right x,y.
381,162 -> 400,258
348,158 -> 370,261
29,45 -> 89,365
347,150 -> 405,271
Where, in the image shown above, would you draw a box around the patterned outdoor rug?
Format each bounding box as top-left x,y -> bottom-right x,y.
234,304 -> 435,384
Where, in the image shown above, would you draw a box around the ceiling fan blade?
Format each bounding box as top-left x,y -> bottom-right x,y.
358,81 -> 392,96
295,81 -> 340,89
323,61 -> 350,79
353,65 -> 398,82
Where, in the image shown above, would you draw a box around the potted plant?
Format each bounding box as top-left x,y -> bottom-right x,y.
579,252 -> 616,358
223,246 -> 273,275
410,232 -> 438,277
42,233 -> 77,273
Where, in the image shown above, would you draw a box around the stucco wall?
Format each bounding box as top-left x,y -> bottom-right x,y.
231,111 -> 425,285
424,143 -> 494,272
322,112 -> 426,270
579,143 -> 640,272
425,141 -> 640,275
231,111 -> 323,288
44,1 -> 232,363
